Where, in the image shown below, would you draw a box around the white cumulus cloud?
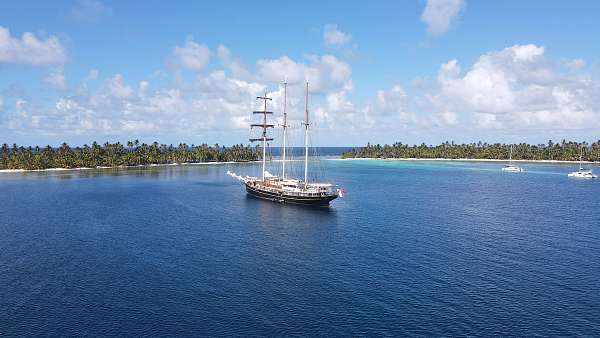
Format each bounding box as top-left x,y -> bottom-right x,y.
7,35 -> 599,145
428,44 -> 600,130
172,36 -> 211,71
0,26 -> 67,65
257,54 -> 351,92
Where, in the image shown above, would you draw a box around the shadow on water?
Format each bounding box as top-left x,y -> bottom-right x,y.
244,194 -> 337,214
243,194 -> 341,251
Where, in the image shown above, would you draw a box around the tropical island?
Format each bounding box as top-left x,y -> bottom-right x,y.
0,141 -> 259,171
341,140 -> 600,162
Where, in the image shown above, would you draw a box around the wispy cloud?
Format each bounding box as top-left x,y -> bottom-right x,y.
69,0 -> 113,24
420,0 -> 465,37
323,24 -> 352,48
45,67 -> 67,89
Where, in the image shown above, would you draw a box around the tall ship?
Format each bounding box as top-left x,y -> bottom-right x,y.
228,81 -> 342,206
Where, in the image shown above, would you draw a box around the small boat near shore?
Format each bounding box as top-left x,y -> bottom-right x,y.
502,165 -> 523,173
502,145 -> 524,172
568,146 -> 597,179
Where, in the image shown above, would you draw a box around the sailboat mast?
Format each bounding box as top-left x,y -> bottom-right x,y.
250,92 -> 273,182
303,82 -> 310,185
509,144 -> 513,165
580,145 -> 584,170
282,80 -> 288,180
262,94 -> 267,181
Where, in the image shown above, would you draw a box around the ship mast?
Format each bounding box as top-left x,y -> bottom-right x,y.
250,91 -> 274,181
281,80 -> 288,180
303,82 -> 310,186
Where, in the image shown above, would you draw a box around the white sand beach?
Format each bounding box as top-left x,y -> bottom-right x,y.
331,157 -> 599,164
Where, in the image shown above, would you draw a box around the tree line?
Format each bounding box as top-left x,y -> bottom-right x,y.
342,140 -> 600,162
0,140 -> 260,170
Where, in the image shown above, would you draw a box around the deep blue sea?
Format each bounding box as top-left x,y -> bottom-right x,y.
1,159 -> 600,336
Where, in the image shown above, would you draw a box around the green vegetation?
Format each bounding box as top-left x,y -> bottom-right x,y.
342,140 -> 600,162
0,141 -> 259,170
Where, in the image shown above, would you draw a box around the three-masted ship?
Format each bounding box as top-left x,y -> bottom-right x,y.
228,81 -> 341,206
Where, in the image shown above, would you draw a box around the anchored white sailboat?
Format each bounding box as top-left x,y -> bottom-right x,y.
568,146 -> 597,179
227,81 -> 341,206
502,145 -> 524,172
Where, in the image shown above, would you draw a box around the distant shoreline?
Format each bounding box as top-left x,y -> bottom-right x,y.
0,158 -> 338,173
0,161 -> 259,173
3,157 -> 597,173
332,157 -> 599,164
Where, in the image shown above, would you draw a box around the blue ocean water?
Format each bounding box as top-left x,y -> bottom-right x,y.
1,159 -> 599,336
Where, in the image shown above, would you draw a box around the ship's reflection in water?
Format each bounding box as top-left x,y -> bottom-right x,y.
246,193 -> 339,248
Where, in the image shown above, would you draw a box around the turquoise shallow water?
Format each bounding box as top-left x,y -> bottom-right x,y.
1,159 -> 599,336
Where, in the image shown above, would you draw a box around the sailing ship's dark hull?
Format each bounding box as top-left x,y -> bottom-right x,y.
245,183 -> 337,206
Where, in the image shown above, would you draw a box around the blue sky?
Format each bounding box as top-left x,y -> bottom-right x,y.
1,0 -> 600,146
